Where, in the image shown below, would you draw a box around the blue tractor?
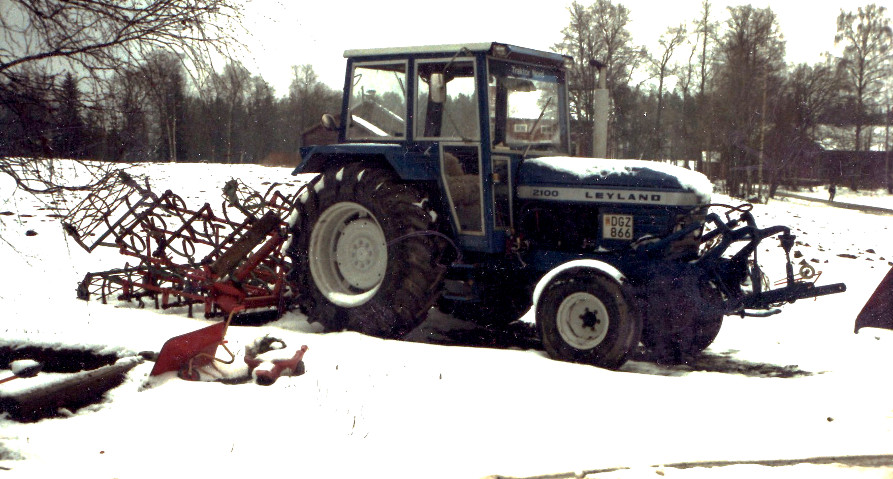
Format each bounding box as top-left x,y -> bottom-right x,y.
287,43 -> 845,368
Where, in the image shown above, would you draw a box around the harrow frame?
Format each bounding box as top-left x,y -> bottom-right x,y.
66,171 -> 301,319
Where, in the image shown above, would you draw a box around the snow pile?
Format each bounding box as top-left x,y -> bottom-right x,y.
0,160 -> 892,479
9,360 -> 41,378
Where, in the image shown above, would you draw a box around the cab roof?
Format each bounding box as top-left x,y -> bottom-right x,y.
343,42 -> 572,69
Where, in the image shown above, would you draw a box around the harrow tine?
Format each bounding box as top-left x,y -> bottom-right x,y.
62,170 -> 157,252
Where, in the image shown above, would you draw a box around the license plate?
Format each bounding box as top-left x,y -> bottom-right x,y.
602,214 -> 634,240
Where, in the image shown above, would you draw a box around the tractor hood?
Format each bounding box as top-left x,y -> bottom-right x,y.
517,157 -> 713,207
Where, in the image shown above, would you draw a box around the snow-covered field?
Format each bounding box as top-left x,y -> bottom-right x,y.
1,161 -> 892,479
777,185 -> 893,210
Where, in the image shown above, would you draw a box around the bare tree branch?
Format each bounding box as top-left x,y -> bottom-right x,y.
0,157 -> 118,194
835,4 -> 892,154
0,0 -> 246,208
0,0 -> 245,94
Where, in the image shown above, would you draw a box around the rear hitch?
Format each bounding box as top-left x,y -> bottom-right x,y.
698,204 -> 847,313
743,281 -> 847,310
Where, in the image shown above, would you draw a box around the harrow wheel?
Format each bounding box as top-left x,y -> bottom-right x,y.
288,163 -> 443,338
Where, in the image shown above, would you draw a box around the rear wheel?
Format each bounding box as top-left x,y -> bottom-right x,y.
288,163 -> 443,338
536,271 -> 641,369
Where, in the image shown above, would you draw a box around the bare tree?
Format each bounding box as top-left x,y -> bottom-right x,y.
555,2 -> 598,148
0,68 -> 57,157
554,0 -> 645,156
244,75 -> 277,162
117,51 -> 187,163
54,72 -> 88,159
695,0 -> 716,99
765,60 -> 844,196
714,5 -> 786,198
287,65 -> 340,147
0,0 -> 242,88
213,62 -> 251,163
136,51 -> 186,163
106,67 -> 151,161
650,25 -> 687,159
835,4 -> 892,156
0,0 -> 244,203
692,0 -> 718,172
788,60 -> 844,138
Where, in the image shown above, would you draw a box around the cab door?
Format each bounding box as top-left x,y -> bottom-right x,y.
415,58 -> 490,251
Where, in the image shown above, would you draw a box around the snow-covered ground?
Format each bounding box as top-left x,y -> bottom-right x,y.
1,161 -> 891,479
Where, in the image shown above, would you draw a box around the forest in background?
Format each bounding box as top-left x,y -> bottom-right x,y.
1,0 -> 891,198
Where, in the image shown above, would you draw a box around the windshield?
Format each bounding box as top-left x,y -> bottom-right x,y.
488,60 -> 568,155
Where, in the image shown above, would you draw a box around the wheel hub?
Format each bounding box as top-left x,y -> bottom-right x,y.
580,308 -> 601,329
309,202 -> 388,307
335,218 -> 387,290
556,292 -> 609,350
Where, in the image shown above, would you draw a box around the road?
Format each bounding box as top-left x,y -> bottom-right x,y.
774,191 -> 893,216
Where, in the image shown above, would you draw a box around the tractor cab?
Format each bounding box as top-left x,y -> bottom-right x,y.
298,43 -> 573,254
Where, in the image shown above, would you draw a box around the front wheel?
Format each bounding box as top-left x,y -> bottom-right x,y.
536,271 -> 641,369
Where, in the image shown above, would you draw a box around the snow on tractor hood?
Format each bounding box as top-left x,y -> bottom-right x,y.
518,157 -> 713,206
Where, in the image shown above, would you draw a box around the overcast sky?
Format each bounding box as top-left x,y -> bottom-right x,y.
235,0 -> 892,96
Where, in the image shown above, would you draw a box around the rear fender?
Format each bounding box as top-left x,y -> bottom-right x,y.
293,144 -> 438,181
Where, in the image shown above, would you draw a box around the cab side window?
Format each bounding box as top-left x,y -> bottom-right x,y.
347,62 -> 407,140
416,60 -> 478,141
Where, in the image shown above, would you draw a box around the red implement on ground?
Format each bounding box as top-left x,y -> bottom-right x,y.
150,314 -> 235,379
64,171 -> 303,379
245,344 -> 309,386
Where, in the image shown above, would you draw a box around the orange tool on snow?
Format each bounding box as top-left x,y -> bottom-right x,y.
245,345 -> 309,386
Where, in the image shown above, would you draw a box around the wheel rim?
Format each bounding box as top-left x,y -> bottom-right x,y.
556,291 -> 610,350
309,202 -> 387,307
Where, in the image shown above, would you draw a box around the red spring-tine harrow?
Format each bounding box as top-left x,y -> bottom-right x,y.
66,172 -> 302,320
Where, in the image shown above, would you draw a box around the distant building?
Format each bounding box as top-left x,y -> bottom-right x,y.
813,124 -> 891,189
301,115 -> 340,147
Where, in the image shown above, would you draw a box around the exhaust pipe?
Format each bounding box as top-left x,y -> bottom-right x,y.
590,59 -> 608,158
